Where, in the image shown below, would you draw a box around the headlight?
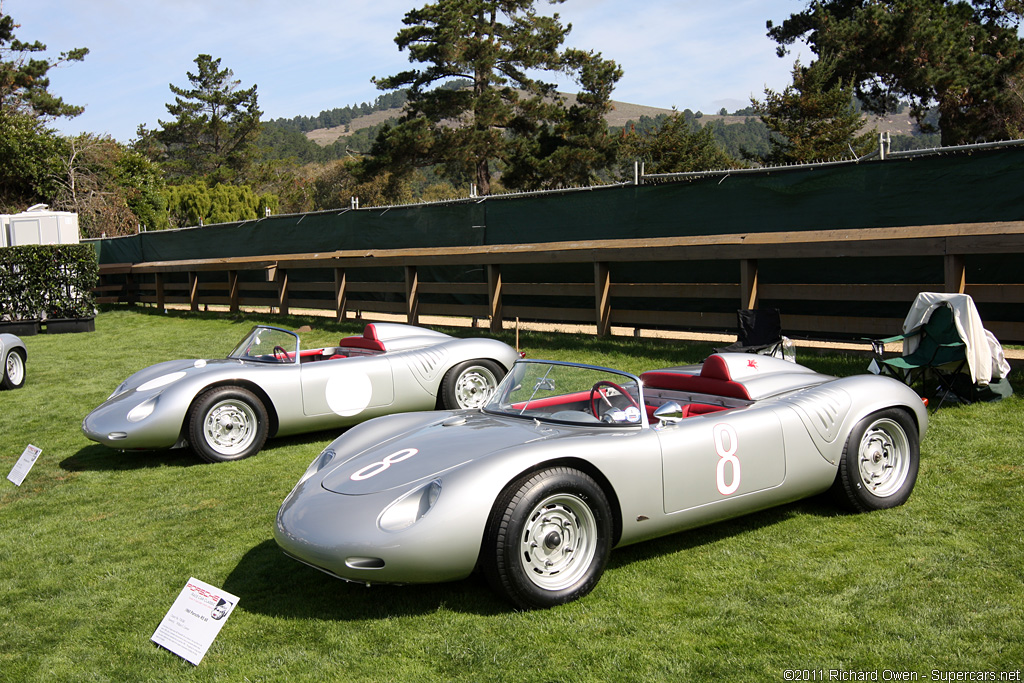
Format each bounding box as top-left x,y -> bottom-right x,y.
297,448 -> 336,486
378,480 -> 442,532
127,396 -> 158,422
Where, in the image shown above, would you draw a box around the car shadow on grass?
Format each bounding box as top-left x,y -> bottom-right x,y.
223,496 -> 848,620
59,429 -> 341,473
222,539 -> 509,620
60,443 -> 203,471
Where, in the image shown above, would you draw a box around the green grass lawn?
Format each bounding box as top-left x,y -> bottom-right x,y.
1,308 -> 1022,682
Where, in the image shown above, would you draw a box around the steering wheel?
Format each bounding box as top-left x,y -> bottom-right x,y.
589,380 -> 640,419
273,345 -> 290,362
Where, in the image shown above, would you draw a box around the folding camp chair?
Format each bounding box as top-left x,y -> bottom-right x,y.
869,303 -> 969,408
716,308 -> 784,357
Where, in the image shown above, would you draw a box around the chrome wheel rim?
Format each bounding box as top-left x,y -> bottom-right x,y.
519,493 -> 597,591
455,365 -> 498,409
858,418 -> 911,498
6,352 -> 24,385
202,399 -> 258,456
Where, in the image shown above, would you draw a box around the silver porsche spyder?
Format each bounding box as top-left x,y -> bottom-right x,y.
1,333 -> 27,390
275,353 -> 928,609
82,322 -> 520,462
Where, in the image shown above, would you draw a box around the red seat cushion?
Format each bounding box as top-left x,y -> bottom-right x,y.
339,323 -> 386,352
640,355 -> 751,400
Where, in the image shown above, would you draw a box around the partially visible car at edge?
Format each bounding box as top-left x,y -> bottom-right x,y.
1,333 -> 27,390
275,353 -> 927,609
82,322 -> 520,462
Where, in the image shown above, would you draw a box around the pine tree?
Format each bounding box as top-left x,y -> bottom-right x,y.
368,0 -> 621,196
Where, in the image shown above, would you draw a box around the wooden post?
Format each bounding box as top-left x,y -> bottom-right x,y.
740,259 -> 759,310
155,272 -> 165,312
944,254 -> 966,294
405,265 -> 419,325
277,267 -> 289,316
228,270 -> 239,313
189,271 -> 199,312
487,264 -> 503,332
595,261 -> 611,337
334,267 -> 348,322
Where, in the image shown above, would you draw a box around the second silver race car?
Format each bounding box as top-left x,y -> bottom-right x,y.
275,353 -> 928,608
82,322 -> 520,462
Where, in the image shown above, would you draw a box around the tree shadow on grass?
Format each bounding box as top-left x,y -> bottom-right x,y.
224,496 -> 847,621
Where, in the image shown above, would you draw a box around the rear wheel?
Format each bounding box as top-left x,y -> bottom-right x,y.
833,408 -> 919,512
188,386 -> 269,462
2,348 -> 25,390
439,359 -> 504,410
483,467 -> 612,609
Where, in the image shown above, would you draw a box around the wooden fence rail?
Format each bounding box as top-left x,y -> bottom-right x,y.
94,221 -> 1024,343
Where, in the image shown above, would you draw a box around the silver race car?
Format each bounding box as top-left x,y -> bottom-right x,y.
82,322 -> 520,462
275,353 -> 928,609
1,333 -> 27,390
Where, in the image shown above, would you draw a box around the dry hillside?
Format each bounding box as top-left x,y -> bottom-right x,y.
304,97 -> 919,147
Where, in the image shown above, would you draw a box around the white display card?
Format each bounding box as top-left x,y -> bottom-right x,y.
151,577 -> 239,665
7,444 -> 41,486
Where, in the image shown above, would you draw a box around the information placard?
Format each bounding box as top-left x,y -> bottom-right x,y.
7,444 -> 41,486
151,577 -> 239,665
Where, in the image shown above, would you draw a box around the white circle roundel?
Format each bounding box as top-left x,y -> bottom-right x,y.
324,370 -> 373,416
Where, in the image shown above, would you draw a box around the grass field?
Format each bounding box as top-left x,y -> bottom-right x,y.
1,308 -> 1022,682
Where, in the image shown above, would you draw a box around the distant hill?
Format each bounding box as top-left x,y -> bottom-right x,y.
302,95 -> 922,148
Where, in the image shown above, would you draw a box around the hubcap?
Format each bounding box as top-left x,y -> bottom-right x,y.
202,399 -> 257,456
6,352 -> 24,385
455,366 -> 497,409
857,418 -> 911,497
519,493 -> 598,591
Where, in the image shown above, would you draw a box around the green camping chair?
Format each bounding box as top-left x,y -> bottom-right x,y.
869,303 -> 969,408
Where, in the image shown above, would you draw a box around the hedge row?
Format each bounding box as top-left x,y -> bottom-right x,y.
0,244 -> 99,320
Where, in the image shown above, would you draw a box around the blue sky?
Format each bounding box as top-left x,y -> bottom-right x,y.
8,0 -> 810,143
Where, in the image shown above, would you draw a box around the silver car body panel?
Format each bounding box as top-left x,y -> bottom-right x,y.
81,323 -> 520,451
274,354 -> 928,585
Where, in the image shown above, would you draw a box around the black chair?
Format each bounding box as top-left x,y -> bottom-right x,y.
716,308 -> 784,356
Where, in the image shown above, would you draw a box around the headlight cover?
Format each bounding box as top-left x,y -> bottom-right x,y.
378,480 -> 442,532
127,396 -> 158,422
298,448 -> 336,486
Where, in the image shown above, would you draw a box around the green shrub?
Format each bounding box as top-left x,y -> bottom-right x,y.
0,244 -> 98,320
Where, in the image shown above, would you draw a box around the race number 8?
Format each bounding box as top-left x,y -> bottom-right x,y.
350,448 -> 419,481
713,424 -> 740,495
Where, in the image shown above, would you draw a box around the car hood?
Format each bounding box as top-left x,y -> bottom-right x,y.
114,357 -> 238,394
320,411 -> 572,495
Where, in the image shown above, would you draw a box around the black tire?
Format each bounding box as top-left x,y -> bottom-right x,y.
483,467 -> 612,609
439,359 -> 505,410
2,348 -> 26,390
188,386 -> 269,463
833,408 -> 919,512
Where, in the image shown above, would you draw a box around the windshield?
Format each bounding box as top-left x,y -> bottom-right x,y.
484,360 -> 646,427
228,326 -> 300,364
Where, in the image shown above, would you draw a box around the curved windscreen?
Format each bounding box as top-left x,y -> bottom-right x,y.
228,326 -> 300,363
484,360 -> 645,427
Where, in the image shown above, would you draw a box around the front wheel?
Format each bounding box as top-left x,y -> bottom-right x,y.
2,348 -> 26,390
439,359 -> 504,410
833,408 -> 919,512
188,386 -> 269,463
483,467 -> 612,609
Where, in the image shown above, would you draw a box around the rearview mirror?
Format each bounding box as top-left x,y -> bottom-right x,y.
653,402 -> 683,426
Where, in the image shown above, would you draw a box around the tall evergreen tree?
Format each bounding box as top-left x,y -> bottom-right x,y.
767,0 -> 1024,144
0,12 -> 87,120
753,59 -> 876,164
146,54 -> 262,182
368,0 -> 621,196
